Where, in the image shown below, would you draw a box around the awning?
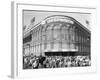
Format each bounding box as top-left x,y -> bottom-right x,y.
44,48 -> 78,52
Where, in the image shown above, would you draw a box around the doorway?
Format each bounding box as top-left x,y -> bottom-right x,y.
45,51 -> 76,56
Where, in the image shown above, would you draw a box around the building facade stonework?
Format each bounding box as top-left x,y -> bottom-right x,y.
23,15 -> 90,57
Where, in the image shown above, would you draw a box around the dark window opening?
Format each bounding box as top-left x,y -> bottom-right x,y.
23,34 -> 32,43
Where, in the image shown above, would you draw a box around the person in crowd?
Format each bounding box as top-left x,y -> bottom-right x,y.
23,55 -> 91,69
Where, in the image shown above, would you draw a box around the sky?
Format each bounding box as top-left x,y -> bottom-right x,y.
23,10 -> 91,30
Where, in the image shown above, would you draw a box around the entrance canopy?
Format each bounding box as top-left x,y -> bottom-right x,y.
44,49 -> 78,52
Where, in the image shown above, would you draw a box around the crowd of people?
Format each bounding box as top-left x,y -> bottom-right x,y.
23,55 -> 91,69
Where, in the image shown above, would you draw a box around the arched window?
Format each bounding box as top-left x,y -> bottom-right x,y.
53,23 -> 61,41
46,24 -> 53,41
41,26 -> 46,42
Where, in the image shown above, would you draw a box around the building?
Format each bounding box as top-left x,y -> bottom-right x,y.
23,15 -> 90,57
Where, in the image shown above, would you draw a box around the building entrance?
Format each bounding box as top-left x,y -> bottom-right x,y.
45,51 -> 76,56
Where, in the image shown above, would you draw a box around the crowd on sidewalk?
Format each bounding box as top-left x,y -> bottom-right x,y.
23,54 -> 91,69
